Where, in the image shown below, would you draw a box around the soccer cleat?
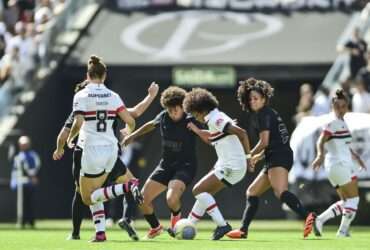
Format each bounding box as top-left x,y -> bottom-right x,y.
313,217 -> 323,237
226,229 -> 247,239
336,229 -> 351,238
89,232 -> 106,242
144,225 -> 163,239
118,218 -> 139,241
129,179 -> 144,205
303,212 -> 316,238
66,234 -> 80,240
212,223 -> 232,240
170,213 -> 182,230
167,227 -> 176,238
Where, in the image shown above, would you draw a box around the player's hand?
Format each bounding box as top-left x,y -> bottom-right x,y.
187,122 -> 198,132
312,155 -> 324,171
247,159 -> 255,173
53,148 -> 64,160
122,136 -> 133,147
120,128 -> 130,138
148,82 -> 159,98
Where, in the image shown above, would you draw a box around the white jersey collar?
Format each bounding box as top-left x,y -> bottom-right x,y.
205,108 -> 219,123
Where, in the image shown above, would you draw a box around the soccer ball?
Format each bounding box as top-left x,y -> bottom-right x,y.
174,218 -> 197,240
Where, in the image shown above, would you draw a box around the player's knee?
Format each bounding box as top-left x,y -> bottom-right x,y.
273,187 -> 286,199
192,185 -> 201,196
246,187 -> 257,197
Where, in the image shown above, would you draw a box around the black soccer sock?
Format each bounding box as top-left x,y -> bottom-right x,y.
122,192 -> 136,223
72,191 -> 84,236
280,191 -> 308,218
240,196 -> 259,232
144,213 -> 160,229
170,208 -> 181,216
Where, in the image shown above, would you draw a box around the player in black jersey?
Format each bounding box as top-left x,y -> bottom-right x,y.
227,78 -> 316,239
53,81 -> 158,241
122,86 -> 199,239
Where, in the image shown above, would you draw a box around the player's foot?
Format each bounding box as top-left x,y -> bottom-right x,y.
167,227 -> 176,238
303,212 -> 316,239
66,234 -> 80,240
313,217 -> 323,237
212,223 -> 232,240
89,232 -> 106,242
170,213 -> 181,229
144,225 -> 163,239
118,218 -> 139,241
129,179 -> 144,205
226,229 -> 247,239
336,229 -> 351,238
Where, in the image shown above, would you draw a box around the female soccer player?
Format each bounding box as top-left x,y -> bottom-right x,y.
312,89 -> 365,237
66,55 -> 136,242
183,88 -> 252,240
53,81 -> 159,241
122,86 -> 200,239
226,78 -> 315,239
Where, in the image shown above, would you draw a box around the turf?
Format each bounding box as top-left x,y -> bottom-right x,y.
0,220 -> 369,250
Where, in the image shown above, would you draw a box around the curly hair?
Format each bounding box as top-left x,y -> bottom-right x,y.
183,88 -> 219,114
332,88 -> 348,104
237,77 -> 274,111
160,86 -> 187,108
87,55 -> 106,80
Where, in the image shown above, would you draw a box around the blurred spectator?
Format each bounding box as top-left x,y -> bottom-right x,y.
352,79 -> 370,113
2,0 -> 21,29
338,27 -> 367,79
294,83 -> 314,124
10,136 -> 41,228
356,51 -> 370,92
311,86 -> 331,116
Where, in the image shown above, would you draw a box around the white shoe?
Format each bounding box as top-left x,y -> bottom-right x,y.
313,218 -> 323,237
336,230 -> 351,238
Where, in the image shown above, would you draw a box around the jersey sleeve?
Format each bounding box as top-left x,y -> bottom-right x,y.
153,110 -> 166,127
322,122 -> 334,136
64,112 -> 74,129
257,109 -> 271,132
114,94 -> 126,113
72,93 -> 87,115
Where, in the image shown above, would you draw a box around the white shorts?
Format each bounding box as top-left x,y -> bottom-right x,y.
213,159 -> 247,186
80,144 -> 118,176
325,162 -> 356,187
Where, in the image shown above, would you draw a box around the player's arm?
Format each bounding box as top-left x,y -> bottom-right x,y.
67,114 -> 84,148
117,108 -> 136,135
127,82 -> 159,118
251,130 -> 269,156
122,120 -> 156,146
350,148 -> 367,170
53,126 -> 70,160
312,131 -> 330,170
187,122 -> 211,145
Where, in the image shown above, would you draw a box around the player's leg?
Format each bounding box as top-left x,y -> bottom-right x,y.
314,188 -> 344,237
140,178 -> 167,238
167,179 -> 186,229
227,170 -> 271,239
119,168 -> 136,223
336,178 -> 359,237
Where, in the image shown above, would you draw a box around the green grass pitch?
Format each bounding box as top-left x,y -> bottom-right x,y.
0,220 -> 369,250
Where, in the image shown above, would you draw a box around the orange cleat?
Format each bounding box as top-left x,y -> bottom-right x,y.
304,212 -> 316,239
144,225 -> 163,239
170,213 -> 182,229
226,229 -> 247,239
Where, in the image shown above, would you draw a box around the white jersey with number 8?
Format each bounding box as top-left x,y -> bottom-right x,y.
72,83 -> 125,148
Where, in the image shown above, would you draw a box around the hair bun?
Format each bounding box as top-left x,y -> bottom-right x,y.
335,89 -> 345,98
89,55 -> 101,65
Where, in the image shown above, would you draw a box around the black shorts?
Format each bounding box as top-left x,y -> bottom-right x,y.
263,149 -> 293,174
72,146 -> 127,187
149,160 -> 196,186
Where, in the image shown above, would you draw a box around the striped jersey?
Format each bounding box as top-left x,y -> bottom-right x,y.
322,115 -> 352,166
205,108 -> 245,167
72,83 -> 125,148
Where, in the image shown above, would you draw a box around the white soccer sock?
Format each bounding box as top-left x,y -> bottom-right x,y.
318,200 -> 343,224
188,200 -> 206,224
195,192 -> 227,227
91,184 -> 127,203
338,197 -> 359,234
90,202 -> 106,233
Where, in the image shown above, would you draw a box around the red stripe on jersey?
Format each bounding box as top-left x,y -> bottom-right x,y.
351,176 -> 357,181
334,130 -> 350,135
344,207 -> 357,212
84,111 -> 96,116
323,130 -> 332,136
116,105 -> 126,113
190,212 -> 202,219
93,210 -> 105,216
108,110 -> 116,115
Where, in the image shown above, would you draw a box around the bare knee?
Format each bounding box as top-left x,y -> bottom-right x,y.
192,184 -> 202,196
273,188 -> 286,199
247,186 -> 259,197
